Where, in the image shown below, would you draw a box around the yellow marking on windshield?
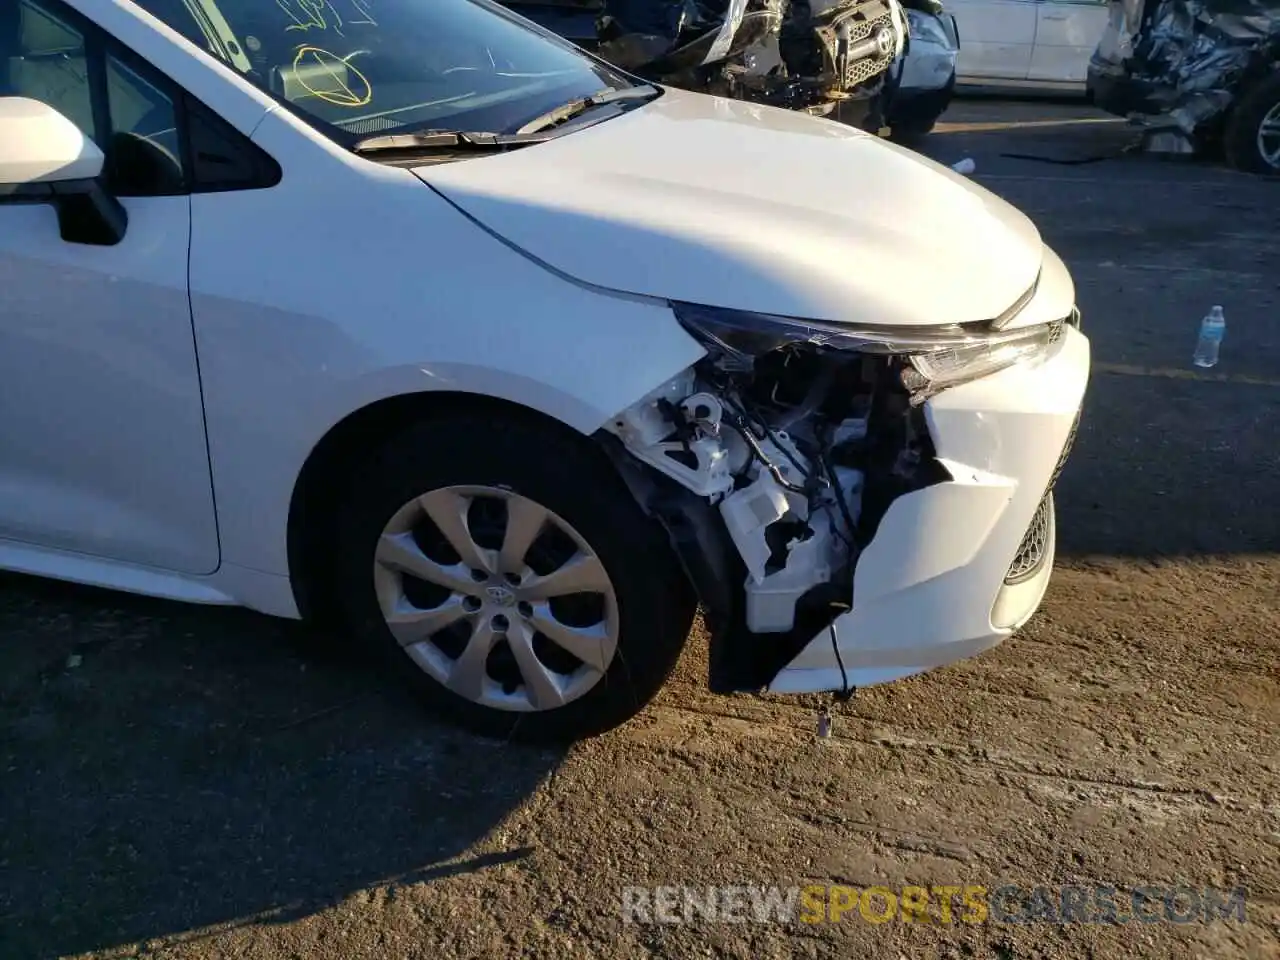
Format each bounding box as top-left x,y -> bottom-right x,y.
277,0 -> 377,35
292,45 -> 372,106
348,0 -> 377,26
277,0 -> 338,33
275,0 -> 311,30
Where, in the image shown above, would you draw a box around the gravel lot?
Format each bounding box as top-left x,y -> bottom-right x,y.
2,100 -> 1278,960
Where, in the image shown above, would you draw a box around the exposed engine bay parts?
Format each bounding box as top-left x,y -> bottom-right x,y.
1089,0 -> 1280,172
602,302 -> 1082,694
503,0 -> 909,111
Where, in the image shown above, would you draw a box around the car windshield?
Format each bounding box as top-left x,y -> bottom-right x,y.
129,0 -> 636,144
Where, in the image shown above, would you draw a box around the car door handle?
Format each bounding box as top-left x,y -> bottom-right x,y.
1042,13 -> 1069,20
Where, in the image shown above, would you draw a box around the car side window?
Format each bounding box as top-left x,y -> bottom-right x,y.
104,53 -> 185,194
3,0 -> 185,195
6,0 -> 94,134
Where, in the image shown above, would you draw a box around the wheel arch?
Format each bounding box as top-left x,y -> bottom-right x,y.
286,390 -> 623,624
1223,57 -> 1280,172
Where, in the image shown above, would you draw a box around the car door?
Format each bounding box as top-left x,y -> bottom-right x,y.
950,0 -> 1038,82
0,0 -> 220,575
1028,0 -> 1111,85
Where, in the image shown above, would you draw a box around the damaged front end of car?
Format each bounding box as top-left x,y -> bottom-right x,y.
598,303 -> 1064,693
1089,0 -> 1280,157
761,0 -> 909,110
504,0 -> 908,113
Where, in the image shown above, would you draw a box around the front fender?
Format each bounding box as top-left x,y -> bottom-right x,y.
191,110 -> 703,577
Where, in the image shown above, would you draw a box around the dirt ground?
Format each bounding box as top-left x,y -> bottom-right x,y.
2,100 -> 1278,960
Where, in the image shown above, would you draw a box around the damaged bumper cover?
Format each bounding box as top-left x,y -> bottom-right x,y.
769,321 -> 1087,694
1088,0 -> 1280,140
602,278 -> 1090,697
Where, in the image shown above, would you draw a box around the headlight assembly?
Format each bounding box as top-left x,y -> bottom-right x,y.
672,302 -> 1057,395
904,325 -> 1054,389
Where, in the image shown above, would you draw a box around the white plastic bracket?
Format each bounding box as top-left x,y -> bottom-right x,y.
608,373 -> 734,499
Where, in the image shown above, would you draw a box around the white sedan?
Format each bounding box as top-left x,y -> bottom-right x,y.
0,0 -> 1089,740
947,0 -> 1110,89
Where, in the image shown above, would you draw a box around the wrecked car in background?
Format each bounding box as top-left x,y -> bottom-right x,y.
883,2 -> 959,143
1088,0 -> 1280,173
501,0 -> 909,116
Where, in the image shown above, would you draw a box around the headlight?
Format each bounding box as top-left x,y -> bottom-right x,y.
904,327 -> 1053,388
906,9 -> 953,47
672,302 -> 1055,393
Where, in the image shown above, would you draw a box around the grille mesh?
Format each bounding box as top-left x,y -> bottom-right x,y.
1006,495 -> 1054,583
1004,408 -> 1081,584
1046,408 -> 1081,493
841,14 -> 896,87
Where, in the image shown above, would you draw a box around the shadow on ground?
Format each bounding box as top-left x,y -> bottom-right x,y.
914,98 -> 1262,178
0,577 -> 562,959
933,114 -> 1138,165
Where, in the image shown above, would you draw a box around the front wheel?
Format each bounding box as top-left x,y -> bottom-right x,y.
1224,72 -> 1280,175
332,411 -> 696,742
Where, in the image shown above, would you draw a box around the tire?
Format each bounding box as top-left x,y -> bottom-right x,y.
1224,72 -> 1280,175
331,410 -> 696,742
888,120 -> 936,148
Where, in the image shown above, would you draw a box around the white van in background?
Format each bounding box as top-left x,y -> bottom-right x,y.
947,0 -> 1109,90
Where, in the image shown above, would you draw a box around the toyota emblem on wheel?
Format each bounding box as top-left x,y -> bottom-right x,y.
485,584 -> 516,607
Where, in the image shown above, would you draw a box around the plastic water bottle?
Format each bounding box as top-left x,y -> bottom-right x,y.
1193,305 -> 1225,368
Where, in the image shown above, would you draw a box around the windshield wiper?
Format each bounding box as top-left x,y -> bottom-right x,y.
352,129 -> 552,157
515,84 -> 660,136
352,84 -> 661,156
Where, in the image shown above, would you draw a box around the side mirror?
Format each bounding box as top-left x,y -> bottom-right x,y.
0,96 -> 104,182
0,97 -> 127,245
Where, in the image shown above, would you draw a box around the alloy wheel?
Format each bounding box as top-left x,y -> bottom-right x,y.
373,485 -> 620,712
1258,102 -> 1280,169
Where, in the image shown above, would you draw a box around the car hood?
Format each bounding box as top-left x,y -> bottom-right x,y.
414,88 -> 1044,327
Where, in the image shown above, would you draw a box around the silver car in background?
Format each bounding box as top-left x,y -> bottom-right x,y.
883,2 -> 959,144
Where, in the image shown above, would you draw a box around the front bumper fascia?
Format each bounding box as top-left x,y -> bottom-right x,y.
767,324 -> 1090,694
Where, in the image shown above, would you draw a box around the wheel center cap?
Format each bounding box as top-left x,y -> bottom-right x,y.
485,585 -> 516,607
